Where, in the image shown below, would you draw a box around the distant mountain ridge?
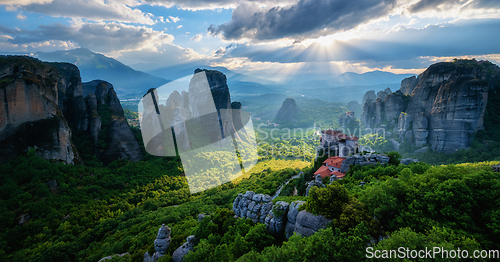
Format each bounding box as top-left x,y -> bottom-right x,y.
34,48 -> 168,98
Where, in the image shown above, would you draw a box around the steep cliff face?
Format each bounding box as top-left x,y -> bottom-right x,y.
400,75 -> 417,95
143,68 -> 246,156
0,56 -> 143,164
275,97 -> 300,123
99,87 -> 143,164
361,59 -> 500,153
0,56 -> 76,163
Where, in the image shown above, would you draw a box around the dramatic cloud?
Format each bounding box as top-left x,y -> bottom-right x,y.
408,0 -> 500,13
3,0 -> 155,25
0,0 -> 51,5
142,0 -> 297,10
208,0 -> 398,41
220,19 -> 500,67
1,22 -> 173,53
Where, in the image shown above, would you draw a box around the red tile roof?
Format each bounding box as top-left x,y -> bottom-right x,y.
314,166 -> 346,179
331,171 -> 346,179
323,156 -> 346,169
314,166 -> 332,179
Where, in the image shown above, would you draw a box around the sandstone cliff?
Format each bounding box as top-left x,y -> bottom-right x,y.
0,56 -> 76,163
0,56 -> 143,164
274,97 -> 300,123
361,59 -> 500,153
142,68 -> 247,156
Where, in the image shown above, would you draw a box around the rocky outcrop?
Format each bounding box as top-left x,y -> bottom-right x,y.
362,90 -> 376,106
144,225 -> 171,262
265,201 -> 289,236
338,111 -> 356,128
142,69 -> 247,157
172,235 -> 196,262
0,56 -> 76,163
67,79 -> 142,164
377,88 -> 392,101
98,253 -> 130,262
361,60 -> 500,153
0,56 -> 143,164
275,97 -> 300,123
306,174 -> 324,196
99,87 -> 143,164
400,158 -> 419,165
361,90 -> 408,129
285,201 -> 305,238
232,193 -> 331,239
340,153 -> 390,173
293,210 -> 332,238
390,138 -> 400,151
400,76 -> 418,95
233,191 -> 273,224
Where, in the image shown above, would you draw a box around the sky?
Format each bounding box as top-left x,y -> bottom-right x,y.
1,0 -> 500,81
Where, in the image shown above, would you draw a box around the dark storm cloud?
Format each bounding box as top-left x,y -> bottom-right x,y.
208,0 -> 398,41
221,19 -> 500,66
408,0 -> 500,13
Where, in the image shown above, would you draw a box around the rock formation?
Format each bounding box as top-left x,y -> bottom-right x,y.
400,75 -> 417,95
233,191 -> 273,224
95,83 -> 143,164
293,210 -> 332,238
142,69 -> 248,156
0,56 -> 143,164
362,90 -> 376,106
275,97 -> 300,123
232,192 -> 331,239
144,224 -> 171,262
0,56 -> 76,163
265,201 -> 289,236
346,101 -> 362,118
400,158 -> 419,165
305,174 -> 324,196
285,201 -> 305,238
338,111 -> 356,128
172,235 -> 196,262
361,59 -> 500,153
340,153 -> 390,173
98,253 -> 130,262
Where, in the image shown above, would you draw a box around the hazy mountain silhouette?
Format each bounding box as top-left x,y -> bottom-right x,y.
35,48 -> 168,98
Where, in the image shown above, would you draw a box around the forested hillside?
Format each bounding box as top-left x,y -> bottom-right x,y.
1,148 -> 498,261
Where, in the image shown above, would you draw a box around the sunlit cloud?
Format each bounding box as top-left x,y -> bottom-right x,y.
169,16 -> 180,23
2,0 -> 156,25
191,34 -> 203,42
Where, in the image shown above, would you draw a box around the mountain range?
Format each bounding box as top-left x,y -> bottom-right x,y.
35,48 -> 168,98
31,48 -> 415,103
